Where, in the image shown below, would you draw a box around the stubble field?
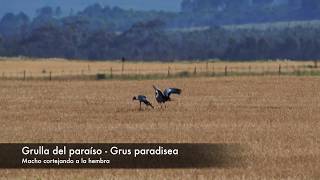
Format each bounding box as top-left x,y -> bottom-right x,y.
0,58 -> 316,79
0,75 -> 319,179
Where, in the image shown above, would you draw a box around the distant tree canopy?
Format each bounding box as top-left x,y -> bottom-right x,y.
1,1 -> 320,60
181,0 -> 320,13
179,0 -> 320,26
0,12 -> 29,37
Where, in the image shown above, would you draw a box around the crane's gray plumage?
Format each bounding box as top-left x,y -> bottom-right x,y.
153,85 -> 182,105
164,88 -> 182,100
133,95 -> 154,110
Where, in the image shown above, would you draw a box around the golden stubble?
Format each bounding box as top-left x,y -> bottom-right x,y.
0,76 -> 319,179
0,58 -> 315,77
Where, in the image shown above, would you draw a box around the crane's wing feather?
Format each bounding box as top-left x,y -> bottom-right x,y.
164,88 -> 182,98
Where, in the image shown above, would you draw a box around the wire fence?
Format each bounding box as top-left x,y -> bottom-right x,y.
0,62 -> 319,81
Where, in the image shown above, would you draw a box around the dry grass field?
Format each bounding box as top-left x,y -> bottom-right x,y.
0,75 -> 319,179
0,58 -> 317,78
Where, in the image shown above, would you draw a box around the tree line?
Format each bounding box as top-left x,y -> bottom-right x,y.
1,20 -> 320,61
1,1 -> 320,61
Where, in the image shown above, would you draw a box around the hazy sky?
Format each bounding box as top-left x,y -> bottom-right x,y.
0,0 -> 183,18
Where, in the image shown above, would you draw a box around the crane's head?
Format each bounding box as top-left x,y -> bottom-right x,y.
132,96 -> 137,101
153,85 -> 159,96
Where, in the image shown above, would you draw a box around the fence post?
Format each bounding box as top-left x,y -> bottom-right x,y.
315,60 -> 318,68
122,63 -> 124,75
121,57 -> 125,74
278,64 -> 282,76
206,61 -> 209,74
249,65 -> 251,74
23,70 -> 26,81
110,67 -> 113,79
193,66 -> 197,75
212,65 -> 215,76
167,66 -> 171,77
49,71 -> 52,81
225,66 -> 228,76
